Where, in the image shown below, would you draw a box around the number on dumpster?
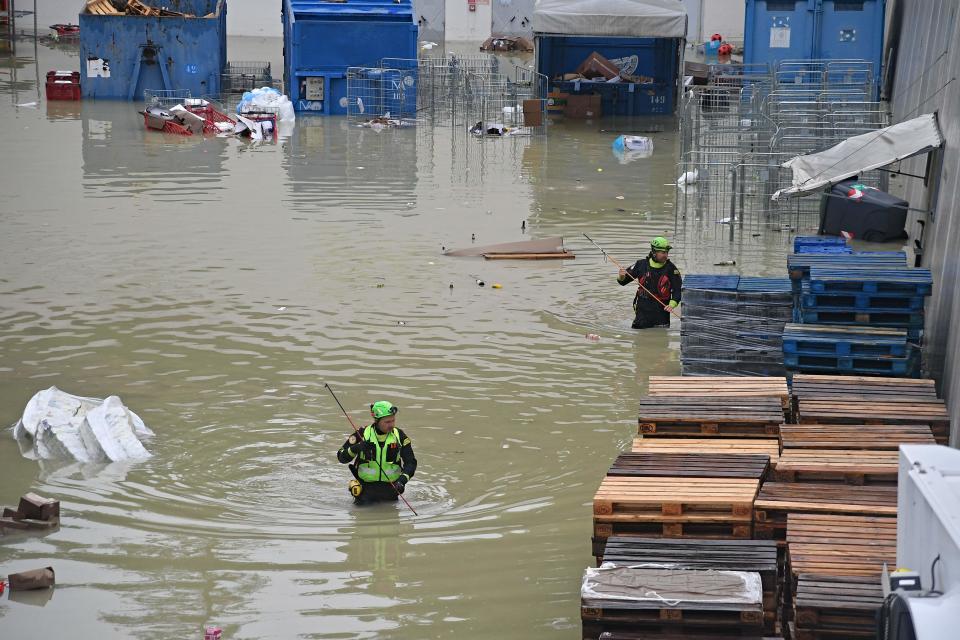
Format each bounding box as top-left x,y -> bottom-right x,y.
185,63 -> 199,74
649,95 -> 666,105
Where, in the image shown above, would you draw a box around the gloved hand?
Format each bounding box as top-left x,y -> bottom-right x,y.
349,440 -> 376,458
394,474 -> 408,494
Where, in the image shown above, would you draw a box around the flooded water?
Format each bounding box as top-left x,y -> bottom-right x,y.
0,33 -> 808,639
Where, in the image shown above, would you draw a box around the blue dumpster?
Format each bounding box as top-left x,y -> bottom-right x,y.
79,0 -> 227,100
283,0 -> 418,115
532,0 -> 687,117
744,0 -> 886,96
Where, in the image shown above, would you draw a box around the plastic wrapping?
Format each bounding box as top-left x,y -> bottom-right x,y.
236,87 -> 296,123
680,276 -> 793,376
581,564 -> 763,606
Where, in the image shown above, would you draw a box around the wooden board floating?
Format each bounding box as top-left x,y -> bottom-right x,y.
607,453 -> 769,480
779,424 -> 935,450
631,437 -> 781,466
647,376 -> 790,409
483,251 -> 575,260
773,449 -> 899,485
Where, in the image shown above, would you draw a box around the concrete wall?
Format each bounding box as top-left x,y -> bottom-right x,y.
888,0 -> 960,444
682,0 -> 745,44
446,0 -> 491,41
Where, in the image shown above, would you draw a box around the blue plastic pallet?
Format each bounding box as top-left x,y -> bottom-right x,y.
793,236 -> 850,251
737,277 -> 794,293
799,289 -> 927,312
787,252 -> 908,280
683,274 -> 740,290
783,353 -> 919,377
798,308 -> 925,329
794,246 -> 855,255
807,268 -> 933,296
783,337 -> 908,358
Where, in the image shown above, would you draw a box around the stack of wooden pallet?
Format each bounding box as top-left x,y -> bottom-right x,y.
648,376 -> 790,411
598,537 -> 780,633
754,483 -> 897,542
792,374 -> 949,444
792,575 -> 884,640
593,453 -> 766,558
784,514 -> 896,638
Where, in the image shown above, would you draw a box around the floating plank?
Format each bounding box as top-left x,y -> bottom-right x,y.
607,453 -> 769,480
780,424 -> 935,450
754,483 -> 896,541
647,376 -> 789,409
773,450 -> 899,485
631,437 -> 780,466
483,251 -> 575,260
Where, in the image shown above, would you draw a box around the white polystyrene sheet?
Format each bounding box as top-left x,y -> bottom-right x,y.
772,113 -> 944,200
581,565 -> 762,605
533,0 -> 687,38
13,386 -> 153,463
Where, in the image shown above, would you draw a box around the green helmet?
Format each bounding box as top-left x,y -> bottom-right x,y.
370,401 -> 398,420
651,236 -> 672,252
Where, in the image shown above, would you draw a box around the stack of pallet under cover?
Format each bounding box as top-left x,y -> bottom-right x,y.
583,376 -> 789,639
680,275 -> 793,376
583,373 -> 955,640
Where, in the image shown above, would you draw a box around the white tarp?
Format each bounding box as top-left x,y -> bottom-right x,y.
533,0 -> 687,38
772,113 -> 944,200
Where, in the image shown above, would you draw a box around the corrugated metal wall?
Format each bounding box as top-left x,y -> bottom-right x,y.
888,0 -> 960,443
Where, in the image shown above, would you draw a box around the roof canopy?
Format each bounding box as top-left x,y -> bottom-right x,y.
773,113 -> 944,200
533,0 -> 687,39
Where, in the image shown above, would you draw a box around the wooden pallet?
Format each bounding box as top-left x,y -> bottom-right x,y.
607,453 -> 769,480
795,398 -> 949,444
631,437 -> 781,466
753,483 -> 896,541
592,522 -> 754,557
639,396 -> 784,437
582,567 -> 765,630
594,477 -> 759,520
596,632 -> 784,640
773,450 -> 899,485
647,376 -> 790,409
786,514 -> 896,586
779,424 -> 935,449
791,374 -> 937,400
600,537 -> 779,621
793,574 -> 883,640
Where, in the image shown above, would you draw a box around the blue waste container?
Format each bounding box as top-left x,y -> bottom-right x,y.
283,0 -> 418,115
744,0 -> 886,97
78,0 -> 227,100
535,35 -> 681,116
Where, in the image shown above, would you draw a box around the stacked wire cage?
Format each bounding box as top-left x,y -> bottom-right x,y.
345,54 -> 548,133
221,61 -> 273,96
676,59 -> 889,228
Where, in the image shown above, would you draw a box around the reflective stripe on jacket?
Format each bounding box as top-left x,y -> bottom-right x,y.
356,425 -> 403,483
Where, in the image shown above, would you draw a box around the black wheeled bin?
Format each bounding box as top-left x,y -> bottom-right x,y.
818,179 -> 908,242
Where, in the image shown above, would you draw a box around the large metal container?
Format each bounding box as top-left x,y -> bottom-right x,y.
283,0 -> 418,115
79,0 -> 227,100
744,0 -> 886,96
535,35 -> 681,116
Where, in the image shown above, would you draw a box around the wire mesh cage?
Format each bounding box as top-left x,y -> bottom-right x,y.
675,58 -> 889,228
143,89 -> 192,108
221,61 -> 273,95
345,54 -> 547,134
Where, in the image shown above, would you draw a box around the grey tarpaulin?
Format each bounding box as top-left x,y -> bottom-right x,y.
581,565 -> 762,605
772,113 -> 944,200
532,0 -> 687,38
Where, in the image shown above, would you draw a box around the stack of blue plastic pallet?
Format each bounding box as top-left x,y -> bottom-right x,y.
680,274 -> 793,376
783,237 -> 932,377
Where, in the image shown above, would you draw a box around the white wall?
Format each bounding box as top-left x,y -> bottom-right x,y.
227,0 -> 283,38
701,0 -> 745,43
445,0 -> 491,41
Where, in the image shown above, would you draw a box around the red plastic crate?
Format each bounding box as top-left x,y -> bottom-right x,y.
45,70 -> 81,101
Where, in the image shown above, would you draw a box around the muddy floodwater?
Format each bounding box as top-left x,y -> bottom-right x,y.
0,34 -> 806,639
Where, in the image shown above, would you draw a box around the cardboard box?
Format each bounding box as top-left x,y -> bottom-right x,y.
564,94 -> 602,119
522,99 -> 543,127
9,567 -> 55,591
18,493 -> 60,521
574,51 -> 620,81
